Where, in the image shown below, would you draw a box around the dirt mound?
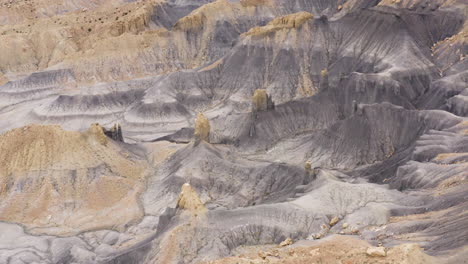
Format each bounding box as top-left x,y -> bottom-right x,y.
0,124 -> 147,236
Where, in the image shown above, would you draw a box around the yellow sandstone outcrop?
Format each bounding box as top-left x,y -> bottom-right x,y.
0,124 -> 146,236
173,6 -> 208,31
176,183 -> 206,214
87,123 -> 108,146
252,89 -> 269,111
240,0 -> 270,7
243,12 -> 313,37
194,113 -> 210,142
252,89 -> 275,112
0,0 -> 161,79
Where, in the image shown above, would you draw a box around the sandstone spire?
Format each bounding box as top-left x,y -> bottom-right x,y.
194,113 -> 210,143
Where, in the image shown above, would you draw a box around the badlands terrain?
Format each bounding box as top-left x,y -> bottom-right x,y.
0,0 -> 467,263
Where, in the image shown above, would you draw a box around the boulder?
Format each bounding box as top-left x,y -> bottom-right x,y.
366,246 -> 386,257
280,238 -> 293,247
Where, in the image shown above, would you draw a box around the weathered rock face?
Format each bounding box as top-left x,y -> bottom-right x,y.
0,0 -> 467,263
176,183 -> 206,213
252,89 -> 275,112
194,113 -> 210,142
367,246 -> 386,257
0,124 -> 147,236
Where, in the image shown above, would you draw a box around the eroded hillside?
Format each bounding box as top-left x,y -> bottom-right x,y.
0,0 -> 466,263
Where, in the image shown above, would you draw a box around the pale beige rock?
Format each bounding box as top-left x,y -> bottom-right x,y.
0,125 -> 146,236
87,123 -> 108,146
366,246 -> 386,257
252,89 -> 269,112
330,216 -> 339,226
309,248 -> 320,256
243,11 -> 313,37
304,162 -> 312,173
388,243 -> 437,264
279,238 -> 293,247
321,68 -> 328,77
194,113 -> 210,142
240,0 -> 271,7
176,183 -> 206,214
258,251 -> 267,259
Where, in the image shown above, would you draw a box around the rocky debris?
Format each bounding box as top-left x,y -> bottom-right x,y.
313,225 -> 330,240
366,246 -> 387,257
258,249 -> 279,261
260,250 -> 279,259
202,235 -> 441,264
342,223 -> 349,229
194,113 -> 210,143
329,216 -> 339,227
279,238 -> 293,247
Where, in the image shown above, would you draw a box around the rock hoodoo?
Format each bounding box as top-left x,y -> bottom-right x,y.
194,113 -> 210,143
